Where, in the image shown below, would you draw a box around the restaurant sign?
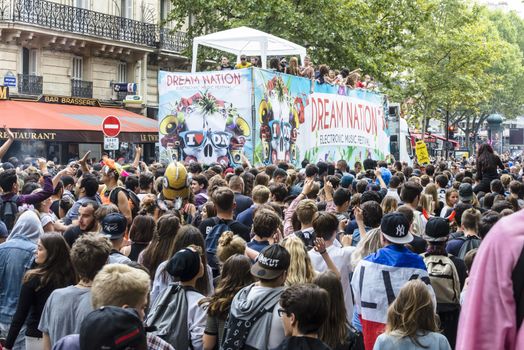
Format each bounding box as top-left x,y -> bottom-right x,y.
38,95 -> 101,107
0,85 -> 8,100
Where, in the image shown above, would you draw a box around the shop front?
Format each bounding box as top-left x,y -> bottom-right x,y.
0,96 -> 159,164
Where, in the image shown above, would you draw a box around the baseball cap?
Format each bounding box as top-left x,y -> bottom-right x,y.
79,306 -> 147,350
340,174 -> 354,188
101,212 -> 127,240
423,217 -> 450,242
380,212 -> 413,244
459,183 -> 473,202
251,244 -> 290,280
165,248 -> 201,282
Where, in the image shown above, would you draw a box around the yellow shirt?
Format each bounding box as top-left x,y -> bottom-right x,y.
235,62 -> 252,69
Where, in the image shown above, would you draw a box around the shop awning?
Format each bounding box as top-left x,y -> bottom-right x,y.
0,100 -> 158,143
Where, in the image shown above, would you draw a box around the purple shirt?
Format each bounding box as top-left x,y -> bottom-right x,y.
1,175 -> 54,205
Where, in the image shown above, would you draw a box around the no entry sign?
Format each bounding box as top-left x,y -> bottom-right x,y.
102,115 -> 121,137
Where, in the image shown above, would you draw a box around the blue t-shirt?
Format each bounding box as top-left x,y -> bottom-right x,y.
247,239 -> 270,253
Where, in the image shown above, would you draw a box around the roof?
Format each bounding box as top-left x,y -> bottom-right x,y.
191,26 -> 307,71
0,100 -> 158,143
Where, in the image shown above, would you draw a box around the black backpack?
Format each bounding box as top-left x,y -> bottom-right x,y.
457,236 -> 481,260
109,187 -> 140,218
0,195 -> 19,232
295,230 -> 316,250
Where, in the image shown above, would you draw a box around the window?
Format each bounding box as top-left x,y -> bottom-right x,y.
160,0 -> 169,21
75,0 -> 88,8
72,56 -> 83,80
22,47 -> 37,76
121,0 -> 132,18
118,61 -> 128,82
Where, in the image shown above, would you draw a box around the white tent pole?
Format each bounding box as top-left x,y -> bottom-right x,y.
191,43 -> 199,73
261,39 -> 268,69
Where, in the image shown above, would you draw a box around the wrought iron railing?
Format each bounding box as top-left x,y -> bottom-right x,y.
0,0 -> 188,52
159,27 -> 188,52
17,74 -> 43,95
71,79 -> 92,98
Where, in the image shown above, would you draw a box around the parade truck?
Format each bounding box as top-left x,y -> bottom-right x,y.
157,67 -> 414,167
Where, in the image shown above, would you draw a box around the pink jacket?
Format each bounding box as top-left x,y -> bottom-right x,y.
456,209 -> 524,350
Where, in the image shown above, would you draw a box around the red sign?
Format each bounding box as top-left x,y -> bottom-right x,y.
102,115 -> 121,137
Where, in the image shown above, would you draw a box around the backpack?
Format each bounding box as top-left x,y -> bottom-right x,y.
457,236 -> 481,260
146,284 -> 194,350
0,195 -> 19,233
221,304 -> 276,350
109,187 -> 140,218
295,230 -> 316,250
205,217 -> 231,276
422,253 -> 461,307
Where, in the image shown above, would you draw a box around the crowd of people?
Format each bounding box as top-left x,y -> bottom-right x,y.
217,55 -> 376,90
0,125 -> 524,350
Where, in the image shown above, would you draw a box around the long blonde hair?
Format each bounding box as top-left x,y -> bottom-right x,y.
381,196 -> 398,214
386,280 -> 439,347
351,227 -> 382,269
419,194 -> 434,215
281,236 -> 315,286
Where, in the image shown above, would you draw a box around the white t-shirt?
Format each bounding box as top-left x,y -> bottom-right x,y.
309,244 -> 356,323
186,290 -> 207,350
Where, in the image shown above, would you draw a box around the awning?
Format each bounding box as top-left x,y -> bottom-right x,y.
0,100 -> 158,143
411,132 -> 459,146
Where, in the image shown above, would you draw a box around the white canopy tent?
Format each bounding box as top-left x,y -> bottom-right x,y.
191,26 -> 307,72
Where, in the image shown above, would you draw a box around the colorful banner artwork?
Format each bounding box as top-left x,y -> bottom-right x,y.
158,69 -> 253,166
253,69 -> 310,165
297,88 -> 390,165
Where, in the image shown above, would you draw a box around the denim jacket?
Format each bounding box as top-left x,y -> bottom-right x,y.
0,237 -> 36,324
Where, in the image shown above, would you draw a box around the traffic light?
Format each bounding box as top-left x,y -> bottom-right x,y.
448,125 -> 455,139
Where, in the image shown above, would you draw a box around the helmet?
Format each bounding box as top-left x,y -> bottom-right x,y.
162,161 -> 190,200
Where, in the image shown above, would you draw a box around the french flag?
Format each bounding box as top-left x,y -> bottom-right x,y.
351,245 -> 436,350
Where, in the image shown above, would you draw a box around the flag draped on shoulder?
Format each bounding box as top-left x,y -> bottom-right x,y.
351,244 -> 435,350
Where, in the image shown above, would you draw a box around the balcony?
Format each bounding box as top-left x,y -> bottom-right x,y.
159,27 -> 188,53
17,74 -> 43,95
71,79 -> 92,98
0,0 -> 188,52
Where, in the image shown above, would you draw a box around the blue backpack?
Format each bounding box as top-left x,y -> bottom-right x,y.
205,217 -> 230,276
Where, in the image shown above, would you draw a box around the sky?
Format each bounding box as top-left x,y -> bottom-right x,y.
477,0 -> 524,16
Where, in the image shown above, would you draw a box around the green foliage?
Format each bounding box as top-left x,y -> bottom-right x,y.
167,0 -> 524,147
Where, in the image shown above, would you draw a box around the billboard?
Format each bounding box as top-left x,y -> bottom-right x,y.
158,69 -> 253,166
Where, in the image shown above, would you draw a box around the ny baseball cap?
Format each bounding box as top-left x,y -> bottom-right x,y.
251,244 -> 290,280
79,306 -> 147,350
380,212 -> 413,244
101,212 -> 127,240
423,217 -> 450,242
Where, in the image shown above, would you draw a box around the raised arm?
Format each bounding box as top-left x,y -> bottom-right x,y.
0,126 -> 15,160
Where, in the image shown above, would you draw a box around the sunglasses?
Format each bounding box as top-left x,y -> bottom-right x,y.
241,57 -> 246,61
179,130 -> 232,149
268,121 -> 292,143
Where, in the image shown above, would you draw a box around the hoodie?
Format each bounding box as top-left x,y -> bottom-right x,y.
227,283 -> 285,350
273,337 -> 332,350
0,210 -> 42,323
7,210 -> 43,243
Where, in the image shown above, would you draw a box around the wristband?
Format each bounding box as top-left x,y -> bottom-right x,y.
318,249 -> 327,255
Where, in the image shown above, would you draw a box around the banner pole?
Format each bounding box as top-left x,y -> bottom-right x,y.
251,66 -> 256,166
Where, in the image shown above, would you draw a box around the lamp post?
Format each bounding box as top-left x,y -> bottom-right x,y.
487,114 -> 503,154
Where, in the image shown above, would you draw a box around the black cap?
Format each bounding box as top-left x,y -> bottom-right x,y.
380,212 -> 413,244
101,212 -> 127,240
459,183 -> 473,202
423,217 -> 450,242
251,244 -> 290,280
165,248 -> 201,282
80,306 -> 147,350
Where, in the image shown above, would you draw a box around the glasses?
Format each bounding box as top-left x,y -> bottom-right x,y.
268,121 -> 292,143
241,57 -> 246,61
179,130 -> 232,149
277,308 -> 289,317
